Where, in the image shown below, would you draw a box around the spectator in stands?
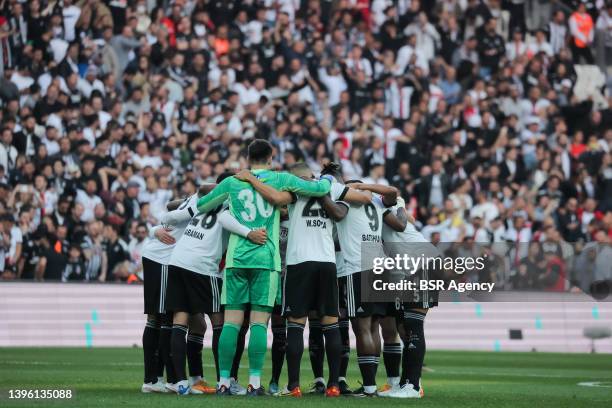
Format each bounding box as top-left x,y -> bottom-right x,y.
0,0 -> 609,293
103,224 -> 129,282
569,1 -> 595,64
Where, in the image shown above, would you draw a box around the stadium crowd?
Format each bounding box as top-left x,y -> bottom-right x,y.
0,0 -> 610,288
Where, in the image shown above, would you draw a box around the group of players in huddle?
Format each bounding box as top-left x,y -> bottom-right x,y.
139,139 -> 436,398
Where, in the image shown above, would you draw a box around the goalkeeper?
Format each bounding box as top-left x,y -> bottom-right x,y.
163,139 -> 332,396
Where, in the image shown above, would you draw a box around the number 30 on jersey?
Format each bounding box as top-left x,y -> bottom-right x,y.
238,189 -> 274,221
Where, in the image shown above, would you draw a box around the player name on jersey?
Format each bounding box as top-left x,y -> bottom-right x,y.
183,227 -> 205,240
362,234 -> 382,242
306,219 -> 328,228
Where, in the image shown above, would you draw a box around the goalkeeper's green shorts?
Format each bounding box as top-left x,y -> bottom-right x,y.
221,268 -> 280,309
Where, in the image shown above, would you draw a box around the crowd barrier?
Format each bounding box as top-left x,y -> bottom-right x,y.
1,282 -> 611,353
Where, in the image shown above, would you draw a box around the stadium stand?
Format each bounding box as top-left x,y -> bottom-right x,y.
0,0 -> 610,294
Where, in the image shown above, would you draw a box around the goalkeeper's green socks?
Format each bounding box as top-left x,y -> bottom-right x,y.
248,322 -> 268,388
218,322 -> 240,388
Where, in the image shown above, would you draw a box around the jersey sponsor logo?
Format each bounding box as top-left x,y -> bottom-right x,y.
356,306 -> 364,313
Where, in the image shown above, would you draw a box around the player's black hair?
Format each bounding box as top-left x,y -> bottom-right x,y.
247,139 -> 273,164
166,199 -> 183,211
216,171 -> 234,184
287,162 -> 314,179
288,162 -> 311,175
344,179 -> 363,184
320,162 -> 343,182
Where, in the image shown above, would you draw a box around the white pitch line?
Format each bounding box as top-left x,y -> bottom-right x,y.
430,368 -> 612,380
577,381 -> 612,388
4,360 -> 612,382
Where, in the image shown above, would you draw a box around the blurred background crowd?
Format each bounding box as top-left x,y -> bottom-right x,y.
0,0 -> 610,290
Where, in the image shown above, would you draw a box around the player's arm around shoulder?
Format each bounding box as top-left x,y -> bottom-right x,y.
234,169 -> 295,206
320,182 -> 370,221
381,196 -> 408,232
218,209 -> 267,245
279,171 -> 332,197
196,177 -> 231,213
319,194 -> 349,221
159,193 -> 201,225
348,183 -> 399,207
342,186 -> 373,205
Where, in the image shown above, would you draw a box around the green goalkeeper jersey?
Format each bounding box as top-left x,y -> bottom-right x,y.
196,169 -> 331,272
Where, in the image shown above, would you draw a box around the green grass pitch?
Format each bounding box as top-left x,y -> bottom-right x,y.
1,348 -> 611,407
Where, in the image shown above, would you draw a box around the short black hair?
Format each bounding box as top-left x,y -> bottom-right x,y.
247,139 -> 273,164
320,162 -> 343,181
216,171 -> 234,184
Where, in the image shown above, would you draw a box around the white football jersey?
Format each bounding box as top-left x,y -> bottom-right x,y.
285,182 -> 347,265
141,194 -> 198,264
382,205 -> 429,245
168,205 -> 226,277
336,194 -> 388,276
383,213 -> 440,259
382,204 -> 440,275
